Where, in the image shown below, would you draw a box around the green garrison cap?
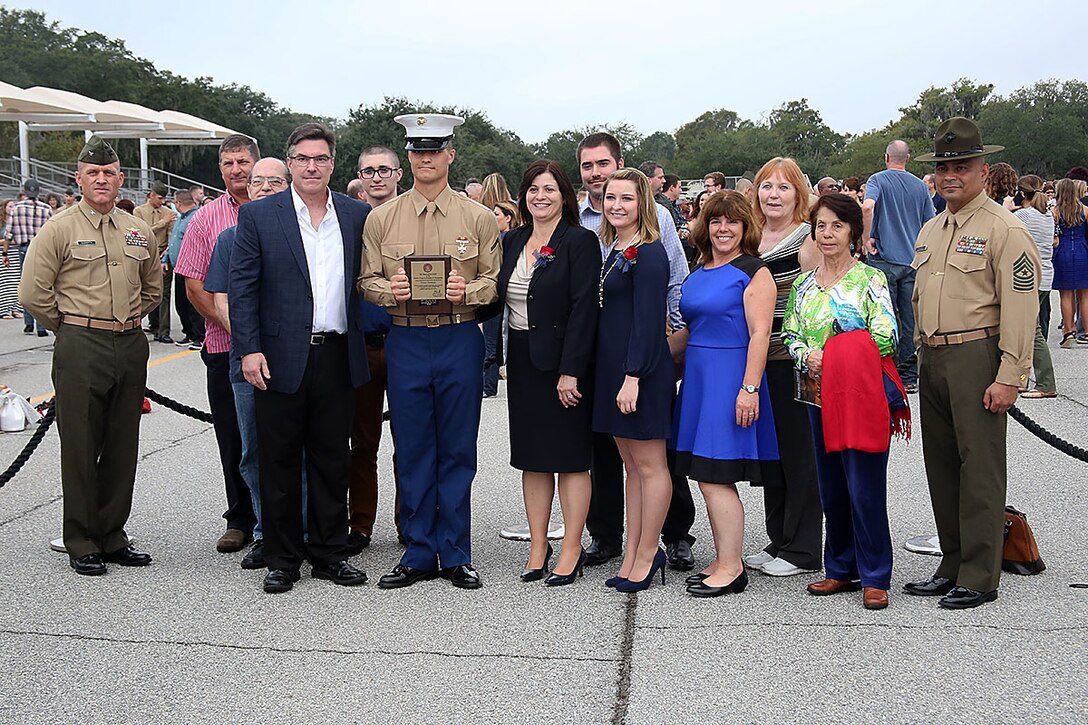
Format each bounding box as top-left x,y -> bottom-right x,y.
77,135 -> 119,165
150,181 -> 169,196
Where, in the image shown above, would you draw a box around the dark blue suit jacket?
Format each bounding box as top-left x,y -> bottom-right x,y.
228,188 -> 371,394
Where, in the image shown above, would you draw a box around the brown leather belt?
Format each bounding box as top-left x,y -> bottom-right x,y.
920,325 -> 1000,348
390,312 -> 476,328
61,314 -> 141,333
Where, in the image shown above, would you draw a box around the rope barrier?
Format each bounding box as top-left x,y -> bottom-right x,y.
0,400 -> 55,488
1008,405 -> 1088,463
143,388 -> 214,424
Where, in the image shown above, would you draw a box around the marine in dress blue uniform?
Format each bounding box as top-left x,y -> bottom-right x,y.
359,114 -> 501,589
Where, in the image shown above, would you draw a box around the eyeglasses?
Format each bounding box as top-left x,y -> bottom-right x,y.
249,176 -> 288,188
358,166 -> 399,179
288,154 -> 334,167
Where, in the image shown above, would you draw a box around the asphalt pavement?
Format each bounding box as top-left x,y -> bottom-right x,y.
0,310 -> 1084,724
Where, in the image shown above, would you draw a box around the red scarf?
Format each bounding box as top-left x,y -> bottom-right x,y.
820,329 -> 911,453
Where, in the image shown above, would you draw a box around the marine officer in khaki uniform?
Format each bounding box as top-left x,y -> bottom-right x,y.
19,136 -> 162,576
359,113 -> 500,590
134,180 -> 177,343
903,117 -> 1040,609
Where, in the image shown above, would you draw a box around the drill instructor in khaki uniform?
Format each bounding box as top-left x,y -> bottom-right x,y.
903,118 -> 1040,609
20,136 -> 162,576
134,180 -> 177,343
359,113 -> 500,590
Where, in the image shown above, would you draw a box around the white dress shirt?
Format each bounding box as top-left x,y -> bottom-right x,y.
292,186 -> 347,334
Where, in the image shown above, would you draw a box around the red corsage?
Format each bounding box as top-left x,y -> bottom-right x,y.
532,245 -> 556,270
618,244 -> 639,272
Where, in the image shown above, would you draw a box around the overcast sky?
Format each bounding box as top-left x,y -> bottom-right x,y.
33,0 -> 1088,143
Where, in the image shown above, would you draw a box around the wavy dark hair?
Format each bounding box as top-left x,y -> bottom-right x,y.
689,190 -> 762,262
809,192 -> 864,248
516,160 -> 580,228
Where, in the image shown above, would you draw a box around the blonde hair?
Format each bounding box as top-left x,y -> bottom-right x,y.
753,157 -> 810,227
479,173 -> 511,211
598,168 -> 661,248
493,200 -> 521,229
1055,178 -> 1086,227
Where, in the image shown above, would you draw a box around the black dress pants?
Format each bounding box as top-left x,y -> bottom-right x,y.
586,432 -> 696,548
254,337 -> 355,570
202,349 -> 256,534
761,359 -> 823,570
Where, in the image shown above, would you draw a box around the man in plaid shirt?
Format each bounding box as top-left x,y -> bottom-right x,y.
7,179 -> 53,336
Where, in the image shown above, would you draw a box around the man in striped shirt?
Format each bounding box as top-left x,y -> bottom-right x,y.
7,179 -> 53,336
175,134 -> 259,554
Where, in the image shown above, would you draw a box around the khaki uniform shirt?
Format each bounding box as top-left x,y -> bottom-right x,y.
133,202 -> 174,257
359,185 -> 500,318
19,201 -> 162,331
911,190 -> 1040,388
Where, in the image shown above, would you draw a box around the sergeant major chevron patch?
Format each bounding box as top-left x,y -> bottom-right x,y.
1012,252 -> 1036,293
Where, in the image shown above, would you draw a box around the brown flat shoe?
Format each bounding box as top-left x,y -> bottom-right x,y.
807,578 -> 862,596
863,587 -> 889,609
1020,390 -> 1056,398
216,528 -> 252,553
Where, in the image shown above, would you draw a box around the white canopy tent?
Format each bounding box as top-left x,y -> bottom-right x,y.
0,82 -> 245,187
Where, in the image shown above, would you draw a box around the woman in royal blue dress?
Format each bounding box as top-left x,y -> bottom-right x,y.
593,168 -> 674,592
671,191 -> 779,597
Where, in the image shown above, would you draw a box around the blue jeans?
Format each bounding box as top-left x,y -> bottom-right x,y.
867,258 -> 917,386
18,246 -> 43,332
232,380 -> 308,541
481,315 -> 500,396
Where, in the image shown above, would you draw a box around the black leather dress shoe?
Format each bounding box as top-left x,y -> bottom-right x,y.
687,571 -> 749,598
377,563 -> 438,589
585,539 -> 622,567
666,540 -> 695,571
70,553 -> 107,576
103,544 -> 152,567
902,575 -> 956,596
240,541 -> 266,570
938,586 -> 998,609
443,564 -> 483,590
345,531 -> 371,556
311,560 -> 368,586
263,568 -> 301,593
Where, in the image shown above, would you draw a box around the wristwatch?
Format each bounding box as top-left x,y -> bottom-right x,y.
740,384 -> 759,394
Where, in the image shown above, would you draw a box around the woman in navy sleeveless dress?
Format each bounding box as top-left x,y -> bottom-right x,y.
592,168 -> 674,592
671,191 -> 780,598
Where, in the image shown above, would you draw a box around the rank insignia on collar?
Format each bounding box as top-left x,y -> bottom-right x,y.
1012,251 -> 1036,293
955,235 -> 987,255
124,227 -> 149,247
456,236 -> 468,256
915,245 -> 927,253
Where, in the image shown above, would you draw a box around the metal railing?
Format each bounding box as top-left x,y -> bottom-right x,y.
0,158 -> 223,203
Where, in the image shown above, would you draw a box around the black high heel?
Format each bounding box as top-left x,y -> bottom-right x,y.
544,548 -> 587,587
616,548 -> 666,592
687,570 -> 748,598
519,543 -> 553,582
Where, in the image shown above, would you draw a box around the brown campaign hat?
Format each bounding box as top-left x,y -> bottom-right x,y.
915,117 -> 1004,162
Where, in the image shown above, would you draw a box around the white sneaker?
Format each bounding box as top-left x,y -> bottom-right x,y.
760,557 -> 818,576
904,534 -> 942,556
743,551 -> 774,569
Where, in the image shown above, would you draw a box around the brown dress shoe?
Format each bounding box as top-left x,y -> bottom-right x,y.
216,528 -> 252,553
806,578 -> 862,596
863,587 -> 889,610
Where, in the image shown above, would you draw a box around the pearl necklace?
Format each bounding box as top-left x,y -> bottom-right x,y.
598,236 -> 638,308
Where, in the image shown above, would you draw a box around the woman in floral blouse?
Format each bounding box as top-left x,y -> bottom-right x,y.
782,193 -> 909,611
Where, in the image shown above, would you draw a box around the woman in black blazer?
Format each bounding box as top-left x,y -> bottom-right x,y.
497,159 -> 601,586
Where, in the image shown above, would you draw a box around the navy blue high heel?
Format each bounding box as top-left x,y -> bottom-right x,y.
544,548 -> 587,587
615,548 -> 667,592
604,575 -> 627,588
520,543 -> 553,582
